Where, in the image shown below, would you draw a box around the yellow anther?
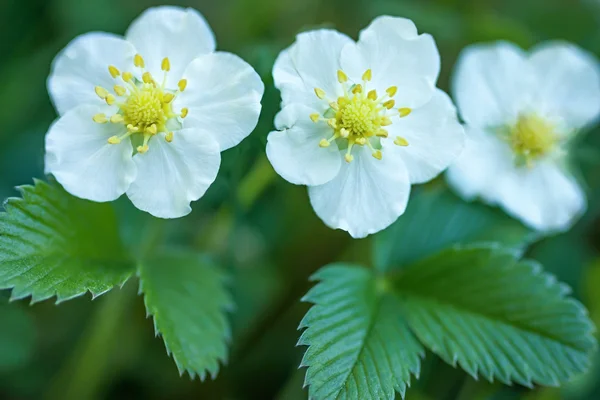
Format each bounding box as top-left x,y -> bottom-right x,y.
399,108 -> 412,117
92,113 -> 107,123
337,70 -> 348,83
127,124 -> 140,132
376,129 -> 389,138
310,113 -> 321,123
122,72 -> 133,82
165,132 -> 174,143
108,65 -> 120,78
146,124 -> 158,134
372,150 -> 382,160
142,72 -> 153,84
345,153 -> 354,163
134,54 -> 145,68
355,137 -> 367,145
105,94 -> 116,105
110,114 -> 124,123
314,88 -> 326,99
161,57 -> 171,72
137,145 -> 149,154
381,116 -> 392,126
386,86 -> 398,97
327,119 -> 337,129
319,139 -> 330,148
352,84 -> 363,94
383,100 -> 396,110
178,79 -> 187,92
180,108 -> 189,118
362,69 -> 372,81
340,128 -> 350,138
114,85 -> 127,96
367,90 -> 377,101
107,136 -> 121,144
394,136 -> 409,146
163,93 -> 175,103
95,86 -> 109,99
329,101 -> 339,111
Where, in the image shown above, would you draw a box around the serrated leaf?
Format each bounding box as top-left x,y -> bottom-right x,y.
138,250 -> 233,380
396,245 -> 596,387
0,179 -> 134,303
374,185 -> 536,272
299,265 -> 423,400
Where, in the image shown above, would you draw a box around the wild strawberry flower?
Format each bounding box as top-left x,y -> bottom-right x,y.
447,41 -> 600,232
266,16 -> 465,238
45,6 -> 264,218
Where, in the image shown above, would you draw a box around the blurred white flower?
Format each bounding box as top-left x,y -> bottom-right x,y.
45,6 -> 264,218
267,16 -> 465,238
447,41 -> 600,232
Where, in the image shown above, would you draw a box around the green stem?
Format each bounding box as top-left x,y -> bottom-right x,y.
236,154 -> 276,210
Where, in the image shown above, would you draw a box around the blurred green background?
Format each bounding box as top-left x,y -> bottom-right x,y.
2,0 -> 600,399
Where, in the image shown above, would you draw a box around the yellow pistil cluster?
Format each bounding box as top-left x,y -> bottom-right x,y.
507,114 -> 559,167
310,69 -> 412,163
92,54 -> 189,153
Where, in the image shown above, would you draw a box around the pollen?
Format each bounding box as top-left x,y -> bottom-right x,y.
309,69 -> 412,162
507,114 -> 559,166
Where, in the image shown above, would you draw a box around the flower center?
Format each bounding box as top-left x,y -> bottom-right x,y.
310,69 -> 412,162
506,114 -> 559,167
91,54 -> 189,154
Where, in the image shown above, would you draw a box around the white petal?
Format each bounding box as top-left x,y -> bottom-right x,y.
308,145 -> 411,238
386,89 -> 465,183
126,129 -> 221,219
452,41 -> 533,127
266,104 -> 341,186
340,16 -> 440,108
174,52 -> 264,151
125,6 -> 216,88
273,29 -> 352,110
45,104 -> 137,202
529,41 -> 600,129
48,32 -> 136,115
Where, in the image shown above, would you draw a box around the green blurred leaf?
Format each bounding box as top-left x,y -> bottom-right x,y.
299,265 -> 423,400
397,245 -> 596,387
374,185 -> 534,272
138,250 -> 233,380
0,179 -> 134,303
0,303 -> 35,370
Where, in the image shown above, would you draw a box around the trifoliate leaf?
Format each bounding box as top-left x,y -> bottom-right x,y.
0,179 -> 134,303
138,250 -> 233,380
299,265 -> 423,400
396,245 -> 596,387
374,185 -> 535,271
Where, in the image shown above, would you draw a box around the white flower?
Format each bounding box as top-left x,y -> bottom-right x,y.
266,16 -> 465,238
447,41 -> 600,232
45,6 -> 264,218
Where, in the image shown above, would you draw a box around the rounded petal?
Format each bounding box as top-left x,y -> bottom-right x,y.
340,16 -> 440,108
125,6 -> 216,88
45,104 -> 137,202
529,41 -> 600,129
48,32 -> 136,115
126,129 -> 221,219
174,52 -> 264,151
452,41 -> 533,127
386,89 -> 465,183
273,29 -> 352,110
266,104 -> 341,186
308,145 -> 411,238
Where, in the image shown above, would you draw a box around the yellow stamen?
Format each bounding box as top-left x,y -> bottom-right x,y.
107,136 -> 120,144
122,72 -> 133,82
394,136 -> 409,146
386,86 -> 398,97
376,129 -> 388,138
381,116 -> 392,126
142,72 -> 153,84
319,139 -> 330,148
372,150 -> 382,160
340,128 -> 350,138
345,153 -> 354,163
114,85 -> 127,96
178,79 -> 187,92
367,90 -> 377,101
180,108 -> 189,118
108,65 -> 120,78
165,132 -> 174,143
362,69 -> 372,81
327,119 -> 337,129
105,94 -> 116,105
329,101 -> 339,111
134,54 -> 145,68
92,113 -> 107,123
95,86 -> 109,99
355,137 -> 367,145
110,114 -> 124,123
337,70 -> 348,83
127,124 -> 140,132
310,113 -> 320,123
163,93 -> 175,103
314,88 -> 326,99
352,84 -> 363,94
383,100 -> 395,110
161,57 -> 171,72
399,108 -> 412,117
146,124 -> 158,135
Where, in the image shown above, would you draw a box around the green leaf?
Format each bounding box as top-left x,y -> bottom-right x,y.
0,179 -> 134,303
374,184 -> 535,272
396,245 -> 596,387
138,250 -> 233,379
299,265 -> 423,400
